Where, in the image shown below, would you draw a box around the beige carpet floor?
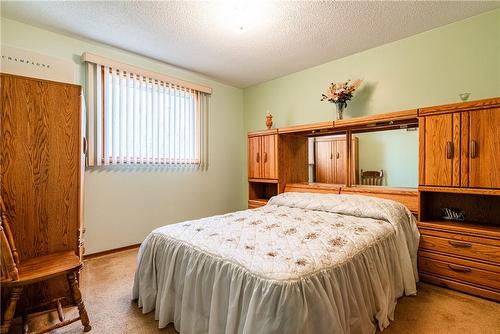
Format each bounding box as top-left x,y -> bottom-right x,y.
13,248 -> 499,334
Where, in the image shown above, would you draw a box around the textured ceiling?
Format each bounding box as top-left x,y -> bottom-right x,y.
1,1 -> 499,87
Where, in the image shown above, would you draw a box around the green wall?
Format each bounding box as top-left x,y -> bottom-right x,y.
244,9 -> 499,130
244,8 -> 500,188
1,17 -> 246,254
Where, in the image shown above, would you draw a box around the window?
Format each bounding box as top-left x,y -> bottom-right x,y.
83,53 -> 210,168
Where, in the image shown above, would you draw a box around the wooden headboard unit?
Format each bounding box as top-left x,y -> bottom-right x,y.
284,183 -> 418,214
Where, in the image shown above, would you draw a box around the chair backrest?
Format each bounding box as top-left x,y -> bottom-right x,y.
360,170 -> 384,186
0,196 -> 19,282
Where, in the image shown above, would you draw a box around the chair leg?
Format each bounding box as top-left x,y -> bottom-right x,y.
1,286 -> 23,334
67,272 -> 91,332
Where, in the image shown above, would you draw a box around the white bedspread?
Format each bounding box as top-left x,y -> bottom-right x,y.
133,192 -> 420,334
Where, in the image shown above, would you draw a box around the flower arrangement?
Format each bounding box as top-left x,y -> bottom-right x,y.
321,79 -> 362,104
320,79 -> 362,120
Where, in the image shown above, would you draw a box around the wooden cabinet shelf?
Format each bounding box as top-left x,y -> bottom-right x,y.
248,181 -> 278,209
418,220 -> 500,239
248,198 -> 269,209
418,186 -> 500,196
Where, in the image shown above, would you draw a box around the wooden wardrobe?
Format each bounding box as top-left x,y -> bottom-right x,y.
315,136 -> 358,184
0,74 -> 84,312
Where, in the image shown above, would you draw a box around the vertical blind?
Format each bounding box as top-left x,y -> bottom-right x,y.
83,54 -> 210,169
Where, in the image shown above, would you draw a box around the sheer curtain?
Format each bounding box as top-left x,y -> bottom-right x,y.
84,54 -> 209,169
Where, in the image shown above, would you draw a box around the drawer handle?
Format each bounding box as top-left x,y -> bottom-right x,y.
446,141 -> 453,159
448,264 -> 471,273
470,140 -> 478,159
256,152 -> 260,163
448,240 -> 472,248
264,152 -> 268,163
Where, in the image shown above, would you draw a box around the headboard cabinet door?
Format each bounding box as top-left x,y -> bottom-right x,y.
468,108 -> 500,188
419,113 -> 460,187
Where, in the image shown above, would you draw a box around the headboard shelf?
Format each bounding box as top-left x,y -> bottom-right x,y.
284,183 -> 418,214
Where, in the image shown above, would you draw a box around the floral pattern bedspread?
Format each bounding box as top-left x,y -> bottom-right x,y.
147,192 -> 419,282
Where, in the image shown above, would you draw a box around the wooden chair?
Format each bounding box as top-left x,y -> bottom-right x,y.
360,169 -> 384,186
0,196 -> 91,334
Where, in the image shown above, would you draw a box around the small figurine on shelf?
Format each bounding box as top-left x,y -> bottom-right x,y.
266,112 -> 273,129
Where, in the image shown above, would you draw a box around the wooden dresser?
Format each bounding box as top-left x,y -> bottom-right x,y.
418,97 -> 500,302
0,74 -> 84,312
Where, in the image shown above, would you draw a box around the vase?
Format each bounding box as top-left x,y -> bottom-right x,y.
335,102 -> 346,120
266,114 -> 273,129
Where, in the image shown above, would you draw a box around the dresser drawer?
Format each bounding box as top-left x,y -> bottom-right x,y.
418,251 -> 500,291
419,234 -> 500,265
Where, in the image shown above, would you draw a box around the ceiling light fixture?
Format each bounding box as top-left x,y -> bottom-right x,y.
217,0 -> 272,33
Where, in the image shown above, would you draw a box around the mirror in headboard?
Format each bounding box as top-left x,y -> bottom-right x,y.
308,128 -> 418,188
353,128 -> 418,187
308,133 -> 355,185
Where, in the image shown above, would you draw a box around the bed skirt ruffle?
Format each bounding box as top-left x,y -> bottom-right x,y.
133,230 -> 416,334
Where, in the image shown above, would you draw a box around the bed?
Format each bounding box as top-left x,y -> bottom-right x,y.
133,192 -> 420,334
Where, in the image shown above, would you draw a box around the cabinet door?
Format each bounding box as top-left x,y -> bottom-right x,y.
333,139 -> 347,184
421,114 -> 460,186
1,75 -> 81,312
248,136 -> 261,178
469,108 -> 500,188
262,134 -> 277,179
315,140 -> 333,183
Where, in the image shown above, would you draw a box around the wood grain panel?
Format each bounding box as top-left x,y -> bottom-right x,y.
278,135 -> 308,193
460,112 -> 470,187
334,109 -> 417,129
284,183 -> 341,194
419,234 -> 499,265
315,140 -> 332,183
422,114 -> 453,186
248,199 -> 268,209
469,108 -> 500,188
0,74 -> 82,312
333,139 -> 346,184
418,117 -> 426,185
419,272 -> 500,302
418,251 -> 500,291
418,186 -> 500,196
418,97 -> 500,116
452,113 -> 461,187
247,136 -> 261,179
261,134 -> 277,179
418,223 -> 500,244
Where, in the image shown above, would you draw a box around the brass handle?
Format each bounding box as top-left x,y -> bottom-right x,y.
470,140 -> 477,159
448,240 -> 472,248
448,264 -> 471,273
256,152 -> 260,163
446,141 -> 453,159
336,152 -> 340,159
264,152 -> 268,163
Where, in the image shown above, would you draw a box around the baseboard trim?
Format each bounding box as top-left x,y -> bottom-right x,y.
83,243 -> 141,260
